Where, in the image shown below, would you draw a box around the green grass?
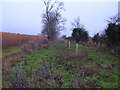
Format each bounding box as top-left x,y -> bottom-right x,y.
78,44 -> 119,88
2,46 -> 21,56
2,41 -> 120,88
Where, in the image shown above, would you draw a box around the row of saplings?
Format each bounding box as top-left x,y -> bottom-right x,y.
65,20 -> 120,55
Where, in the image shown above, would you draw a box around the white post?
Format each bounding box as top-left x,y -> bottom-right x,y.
76,44 -> 78,51
76,44 -> 78,55
68,41 -> 70,48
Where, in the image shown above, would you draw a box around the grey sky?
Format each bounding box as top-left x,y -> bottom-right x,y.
1,1 -> 118,37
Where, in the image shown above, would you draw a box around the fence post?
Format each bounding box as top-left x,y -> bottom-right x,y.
76,43 -> 78,55
76,44 -> 78,51
68,41 -> 70,49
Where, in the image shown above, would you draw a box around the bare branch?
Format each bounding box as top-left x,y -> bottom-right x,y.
48,0 -> 57,11
42,0 -> 65,41
71,17 -> 81,28
106,15 -> 118,24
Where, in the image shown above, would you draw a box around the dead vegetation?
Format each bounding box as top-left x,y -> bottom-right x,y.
72,71 -> 100,88
2,32 -> 50,70
3,60 -> 63,88
66,48 -> 88,60
2,32 -> 47,48
21,38 -> 49,54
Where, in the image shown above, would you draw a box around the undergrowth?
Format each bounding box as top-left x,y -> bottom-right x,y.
2,41 -> 119,88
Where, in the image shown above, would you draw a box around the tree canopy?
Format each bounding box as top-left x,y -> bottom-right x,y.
92,33 -> 100,44
72,28 -> 89,43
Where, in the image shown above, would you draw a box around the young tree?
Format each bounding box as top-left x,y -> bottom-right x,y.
42,0 -> 66,41
92,33 -> 100,44
71,17 -> 88,43
99,32 -> 107,44
105,23 -> 120,46
104,15 -> 120,46
106,16 -> 118,24
71,17 -> 84,29
61,35 -> 66,39
72,28 -> 89,43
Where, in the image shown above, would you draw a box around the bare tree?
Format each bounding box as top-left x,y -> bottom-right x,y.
71,17 -> 84,29
106,15 -> 118,24
42,0 -> 66,41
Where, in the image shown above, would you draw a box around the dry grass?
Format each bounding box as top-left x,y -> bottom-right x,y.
2,33 -> 49,70
80,40 -> 120,55
1,32 -> 47,48
66,48 -> 88,60
21,38 -> 48,54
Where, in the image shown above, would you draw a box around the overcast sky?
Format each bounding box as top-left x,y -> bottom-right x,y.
1,0 -> 118,37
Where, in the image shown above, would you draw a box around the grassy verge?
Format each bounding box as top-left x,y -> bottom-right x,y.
2,41 -> 119,88
2,46 -> 21,57
79,44 -> 119,88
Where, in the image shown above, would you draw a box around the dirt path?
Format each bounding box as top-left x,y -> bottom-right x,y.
2,52 -> 25,70
3,57 -> 18,70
